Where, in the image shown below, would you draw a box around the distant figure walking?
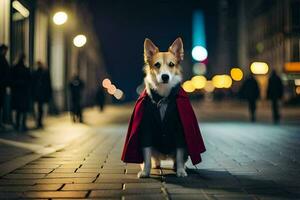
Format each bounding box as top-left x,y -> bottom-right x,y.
32,61 -> 52,128
267,71 -> 283,124
69,75 -> 84,123
96,86 -> 106,112
240,74 -> 260,122
11,54 -> 31,131
0,44 -> 10,127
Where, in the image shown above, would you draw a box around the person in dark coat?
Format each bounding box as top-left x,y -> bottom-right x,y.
0,44 -> 10,126
96,86 -> 106,112
69,75 -> 84,123
267,70 -> 283,124
32,61 -> 52,128
240,74 -> 260,122
11,53 -> 31,131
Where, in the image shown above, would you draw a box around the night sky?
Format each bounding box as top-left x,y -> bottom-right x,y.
88,0 -> 218,101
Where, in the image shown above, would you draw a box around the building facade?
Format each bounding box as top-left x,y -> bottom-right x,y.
0,0 -> 107,113
238,0 -> 300,99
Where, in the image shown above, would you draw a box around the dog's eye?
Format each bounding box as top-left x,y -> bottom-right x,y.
169,62 -> 175,67
154,62 -> 161,68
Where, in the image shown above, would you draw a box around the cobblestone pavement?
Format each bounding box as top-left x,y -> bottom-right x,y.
0,106 -> 299,199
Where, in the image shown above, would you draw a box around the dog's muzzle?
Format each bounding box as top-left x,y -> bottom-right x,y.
161,74 -> 169,83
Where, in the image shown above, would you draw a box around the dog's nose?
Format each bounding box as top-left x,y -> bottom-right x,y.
161,74 -> 169,83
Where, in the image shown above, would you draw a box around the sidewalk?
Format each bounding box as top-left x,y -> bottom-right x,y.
0,104 -> 299,199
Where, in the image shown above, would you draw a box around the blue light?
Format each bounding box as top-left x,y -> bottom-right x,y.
193,10 -> 206,48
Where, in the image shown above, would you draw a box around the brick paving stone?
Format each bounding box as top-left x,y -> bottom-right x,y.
29,184 -> 63,191
89,190 -> 123,198
46,172 -> 98,178
53,168 -> 77,173
124,182 -> 163,189
0,192 -> 22,198
22,164 -> 60,169
170,194 -> 208,200
35,177 -> 94,184
3,173 -> 46,179
13,169 -> 54,174
62,183 -> 122,190
0,121 -> 299,199
23,191 -> 87,198
122,194 -> 166,200
75,168 -> 100,173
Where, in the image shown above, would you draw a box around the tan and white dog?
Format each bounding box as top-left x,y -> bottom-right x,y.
138,38 -> 188,178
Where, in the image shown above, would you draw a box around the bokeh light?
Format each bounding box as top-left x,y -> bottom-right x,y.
230,68 -> 243,81
102,78 -> 111,88
193,63 -> 207,75
114,89 -> 124,100
191,75 -> 207,89
182,80 -> 195,93
107,84 -> 117,95
192,46 -> 208,61
296,86 -> 300,95
250,62 -> 269,75
73,34 -> 87,47
53,11 -> 68,25
212,75 -> 232,88
294,79 -> 300,86
204,80 -> 215,92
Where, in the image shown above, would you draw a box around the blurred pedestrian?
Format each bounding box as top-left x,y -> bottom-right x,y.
96,86 -> 106,112
0,44 -> 10,127
32,61 -> 52,128
11,53 -> 31,131
240,74 -> 260,122
69,75 -> 84,123
267,70 -> 283,124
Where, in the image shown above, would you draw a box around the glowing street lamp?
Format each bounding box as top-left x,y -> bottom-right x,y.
212,75 -> 232,88
192,46 -> 208,62
230,68 -> 243,81
73,35 -> 87,47
53,11 -> 68,25
182,80 -> 195,93
191,75 -> 207,89
250,62 -> 269,75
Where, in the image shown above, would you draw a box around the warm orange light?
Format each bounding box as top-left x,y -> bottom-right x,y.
296,86 -> 300,95
204,80 -> 214,92
191,75 -> 207,89
182,81 -> 195,93
212,75 -> 232,88
230,68 -> 243,81
107,84 -> 116,95
250,62 -> 269,75
285,62 -> 300,73
102,78 -> 111,88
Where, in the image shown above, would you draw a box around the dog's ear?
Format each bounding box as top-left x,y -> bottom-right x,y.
169,37 -> 184,61
144,38 -> 159,63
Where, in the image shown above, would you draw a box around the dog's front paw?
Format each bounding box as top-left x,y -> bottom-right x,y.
176,168 -> 188,177
137,170 -> 150,178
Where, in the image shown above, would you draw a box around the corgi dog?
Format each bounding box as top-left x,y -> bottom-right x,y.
138,37 -> 188,178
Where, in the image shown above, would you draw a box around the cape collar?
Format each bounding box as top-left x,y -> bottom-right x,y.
149,84 -> 180,104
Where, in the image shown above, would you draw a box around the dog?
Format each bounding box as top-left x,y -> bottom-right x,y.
138,37 -> 188,178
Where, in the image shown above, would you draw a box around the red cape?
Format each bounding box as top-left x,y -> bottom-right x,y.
121,87 -> 206,165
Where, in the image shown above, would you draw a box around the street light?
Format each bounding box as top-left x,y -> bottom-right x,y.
192,46 -> 208,62
191,75 -> 207,89
182,80 -> 195,93
230,68 -> 243,81
250,62 -> 269,75
53,11 -> 68,25
73,34 -> 87,47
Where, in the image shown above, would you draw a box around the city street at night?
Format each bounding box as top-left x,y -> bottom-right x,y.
0,104 -> 299,199
1,0 -> 300,199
